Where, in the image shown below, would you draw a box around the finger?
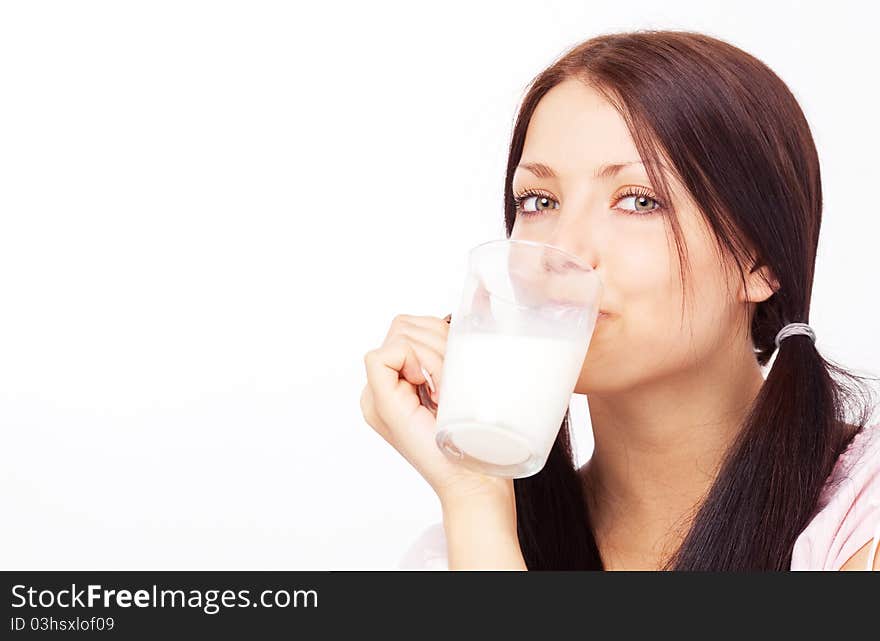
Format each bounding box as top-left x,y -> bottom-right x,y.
387,323 -> 449,358
364,336 -> 430,419
389,334 -> 444,392
401,335 -> 446,402
365,335 -> 444,419
397,314 -> 453,330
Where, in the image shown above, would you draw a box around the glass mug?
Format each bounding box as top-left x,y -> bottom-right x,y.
418,238 -> 602,479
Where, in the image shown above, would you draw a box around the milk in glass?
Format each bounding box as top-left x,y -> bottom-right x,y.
434,326 -> 590,477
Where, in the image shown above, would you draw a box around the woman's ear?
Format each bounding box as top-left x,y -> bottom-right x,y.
741,260 -> 779,304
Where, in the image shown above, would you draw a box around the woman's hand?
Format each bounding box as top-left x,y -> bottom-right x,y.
360,313 -> 514,508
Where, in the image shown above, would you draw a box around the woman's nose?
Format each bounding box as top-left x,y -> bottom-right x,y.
544,222 -> 601,273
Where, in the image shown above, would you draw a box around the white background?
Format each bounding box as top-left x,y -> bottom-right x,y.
1,1 -> 877,569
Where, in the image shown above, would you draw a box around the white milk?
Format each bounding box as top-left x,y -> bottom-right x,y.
435,329 -> 589,474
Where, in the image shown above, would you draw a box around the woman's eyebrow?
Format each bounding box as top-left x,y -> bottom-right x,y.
516,160 -> 660,179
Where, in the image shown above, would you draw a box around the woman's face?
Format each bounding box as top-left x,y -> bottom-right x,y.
510,79 -> 771,394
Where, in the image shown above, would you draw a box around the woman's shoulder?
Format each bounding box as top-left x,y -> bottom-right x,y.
790,421 -> 880,570
397,521 -> 449,570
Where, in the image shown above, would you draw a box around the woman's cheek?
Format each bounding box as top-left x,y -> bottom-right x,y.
610,238 -> 676,300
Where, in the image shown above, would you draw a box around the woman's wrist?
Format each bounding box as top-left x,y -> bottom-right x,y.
435,474 -> 516,514
439,489 -> 527,570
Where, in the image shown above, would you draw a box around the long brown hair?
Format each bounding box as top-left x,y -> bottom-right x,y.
507,30 -> 877,570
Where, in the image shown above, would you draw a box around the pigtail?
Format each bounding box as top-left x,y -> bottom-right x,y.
667,322 -> 874,569
514,410 -> 603,569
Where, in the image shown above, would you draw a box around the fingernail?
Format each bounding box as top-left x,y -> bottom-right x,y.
443,313 -> 452,324
420,366 -> 435,395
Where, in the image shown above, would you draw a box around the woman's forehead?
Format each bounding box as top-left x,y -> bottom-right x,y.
521,80 -> 640,173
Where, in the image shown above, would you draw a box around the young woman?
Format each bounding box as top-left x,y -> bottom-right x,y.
360,30 -> 880,570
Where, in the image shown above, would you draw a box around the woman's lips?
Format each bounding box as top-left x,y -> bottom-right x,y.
545,299 -> 611,319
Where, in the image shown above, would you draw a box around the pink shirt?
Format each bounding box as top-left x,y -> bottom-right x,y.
399,422 -> 880,571
790,421 -> 880,570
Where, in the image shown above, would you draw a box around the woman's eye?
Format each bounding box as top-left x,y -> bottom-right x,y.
514,189 -> 662,217
615,194 -> 659,214
518,195 -> 559,213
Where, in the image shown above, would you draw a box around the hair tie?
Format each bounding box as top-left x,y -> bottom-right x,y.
774,322 -> 816,349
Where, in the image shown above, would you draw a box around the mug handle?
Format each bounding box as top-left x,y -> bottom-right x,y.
416,313 -> 452,415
